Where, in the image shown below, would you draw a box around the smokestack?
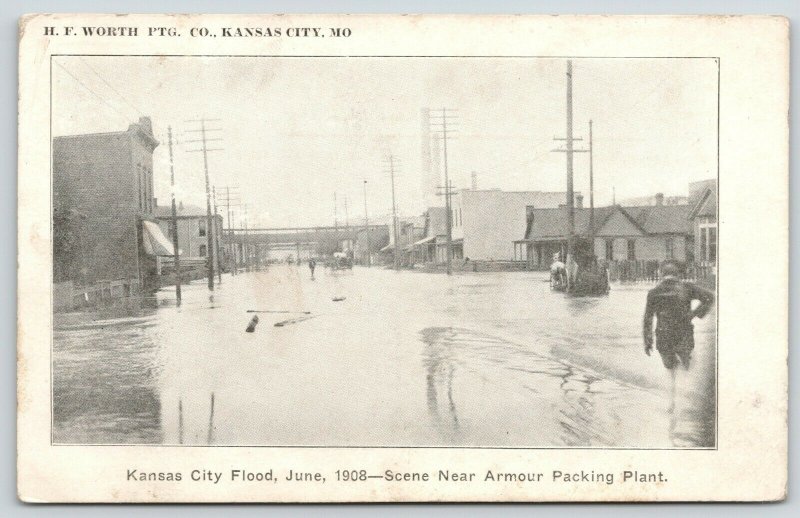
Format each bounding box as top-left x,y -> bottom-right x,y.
575,193 -> 584,209
655,193 -> 664,206
471,171 -> 478,190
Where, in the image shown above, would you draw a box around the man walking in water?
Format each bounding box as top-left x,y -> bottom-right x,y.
643,261 -> 714,413
308,258 -> 316,279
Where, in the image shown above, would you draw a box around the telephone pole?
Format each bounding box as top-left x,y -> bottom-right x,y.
588,120 -> 595,256
185,118 -> 223,290
243,204 -> 250,270
363,179 -> 371,267
218,186 -> 240,275
167,126 -> 181,305
212,186 -> 222,284
344,196 -> 349,231
552,61 -> 588,281
430,108 -> 458,275
384,155 -> 401,270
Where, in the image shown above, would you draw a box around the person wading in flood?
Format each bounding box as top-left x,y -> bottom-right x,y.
643,260 -> 715,413
308,258 -> 316,279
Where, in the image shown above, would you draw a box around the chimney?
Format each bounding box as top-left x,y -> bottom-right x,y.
575,193 -> 584,209
655,193 -> 664,206
471,171 -> 478,190
138,116 -> 153,136
179,201 -> 184,211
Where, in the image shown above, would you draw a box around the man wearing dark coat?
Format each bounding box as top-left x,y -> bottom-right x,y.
643,261 -> 715,412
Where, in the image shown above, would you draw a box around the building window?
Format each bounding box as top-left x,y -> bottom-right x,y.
665,237 -> 675,259
605,239 -> 614,260
199,244 -> 207,257
137,164 -> 143,210
699,223 -> 717,264
199,218 -> 207,237
627,239 -> 636,260
708,227 -> 717,262
145,168 -> 152,212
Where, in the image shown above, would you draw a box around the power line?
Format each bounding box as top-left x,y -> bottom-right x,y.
78,57 -> 144,117
382,155 -> 401,270
53,61 -> 131,124
430,107 -> 458,275
185,118 -> 224,289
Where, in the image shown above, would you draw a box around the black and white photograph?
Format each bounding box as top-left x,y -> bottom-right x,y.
50,55 -> 718,449
16,13 -> 788,503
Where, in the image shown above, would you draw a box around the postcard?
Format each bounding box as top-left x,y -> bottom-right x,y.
17,14 -> 788,502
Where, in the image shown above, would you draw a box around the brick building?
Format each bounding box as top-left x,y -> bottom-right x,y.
53,117 -> 173,293
154,203 -> 223,274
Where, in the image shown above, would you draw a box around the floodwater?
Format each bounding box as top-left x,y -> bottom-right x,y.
53,264 -> 716,448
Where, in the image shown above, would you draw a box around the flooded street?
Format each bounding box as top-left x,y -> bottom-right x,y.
53,265 -> 715,448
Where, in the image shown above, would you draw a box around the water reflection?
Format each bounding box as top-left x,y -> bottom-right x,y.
53,306 -> 162,444
419,325 -> 713,448
52,267 -> 715,447
421,327 -> 460,439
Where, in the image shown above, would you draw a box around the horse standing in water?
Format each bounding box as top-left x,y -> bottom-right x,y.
550,253 -> 567,290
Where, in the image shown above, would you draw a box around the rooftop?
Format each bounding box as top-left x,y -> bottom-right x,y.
525,203 -> 692,240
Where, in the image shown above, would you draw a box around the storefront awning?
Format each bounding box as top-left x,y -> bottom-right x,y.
412,235 -> 436,246
142,220 -> 177,256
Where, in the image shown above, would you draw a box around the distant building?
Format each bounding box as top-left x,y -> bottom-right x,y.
517,200 -> 693,269
353,225 -> 390,266
411,207 -> 448,264
688,179 -> 717,269
154,202 -> 223,274
440,189 -> 571,262
53,117 -> 173,293
619,192 -> 688,207
380,217 -> 425,266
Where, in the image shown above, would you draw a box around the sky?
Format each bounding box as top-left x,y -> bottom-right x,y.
51,56 -> 718,228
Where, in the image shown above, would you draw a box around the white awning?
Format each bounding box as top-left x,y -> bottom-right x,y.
142,220 -> 177,256
412,235 -> 436,246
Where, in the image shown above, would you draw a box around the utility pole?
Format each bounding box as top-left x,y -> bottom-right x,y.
212,186 -> 222,284
430,108 -> 458,275
334,192 -> 339,253
344,196 -> 349,230
218,186 -> 241,275
589,120 -> 595,257
552,61 -> 588,287
167,126 -> 181,305
243,204 -> 249,270
185,118 -> 223,290
363,180 -> 371,267
384,155 -> 401,270
344,195 -> 350,252
565,62 -> 575,267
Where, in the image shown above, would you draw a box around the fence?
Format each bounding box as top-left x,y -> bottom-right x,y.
602,260 -> 716,286
54,279 -> 139,312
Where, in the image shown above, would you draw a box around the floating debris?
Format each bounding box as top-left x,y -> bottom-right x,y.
245,315 -> 260,333
246,310 -> 311,314
274,315 -> 318,327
